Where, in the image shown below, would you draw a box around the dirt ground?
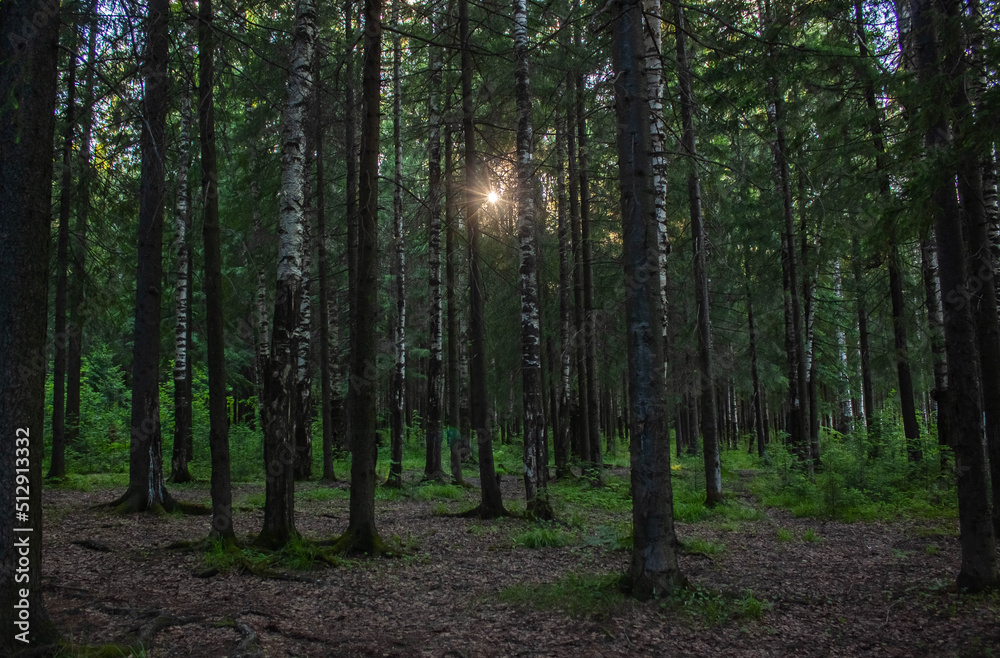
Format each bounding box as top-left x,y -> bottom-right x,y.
41,469 -> 1000,657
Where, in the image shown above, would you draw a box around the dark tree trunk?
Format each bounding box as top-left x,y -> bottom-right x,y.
555,116 -> 573,478
116,0 -> 176,513
911,0 -> 999,590
67,3 -> 99,447
675,0 -> 721,504
613,0 -> 685,599
199,0 -> 234,538
461,0 -> 504,518
888,248 -> 922,461
445,120 -> 466,485
50,19 -> 79,479
920,238 -> 947,451
852,237 -> 875,435
316,51 -> 336,482
746,259 -> 767,458
0,0 -> 61,646
258,0 -> 318,549
344,0 -> 359,452
339,0 -> 385,551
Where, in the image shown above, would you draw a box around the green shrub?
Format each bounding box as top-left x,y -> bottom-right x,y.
513,526 -> 574,549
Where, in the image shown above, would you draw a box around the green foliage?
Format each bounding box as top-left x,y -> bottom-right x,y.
512,525 -> 575,549
776,528 -> 794,542
682,537 -> 726,556
583,523 -> 632,550
414,483 -> 466,501
495,572 -> 627,618
802,529 -> 822,542
666,584 -> 771,626
298,486 -> 349,502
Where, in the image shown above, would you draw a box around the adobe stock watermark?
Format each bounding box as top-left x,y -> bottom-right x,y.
11,427 -> 34,644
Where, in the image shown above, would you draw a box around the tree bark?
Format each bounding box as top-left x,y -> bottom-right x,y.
445,119 -> 466,485
555,115 -> 573,479
344,0 -> 359,452
0,0 -> 61,646
613,0 -> 685,599
911,0 -> 999,590
461,0 -> 504,517
514,0 -> 551,519
920,237 -> 947,451
50,17 -> 79,479
116,0 -> 176,513
852,236 -> 875,436
316,50 -> 336,482
746,258 -> 767,458
258,0 -> 318,549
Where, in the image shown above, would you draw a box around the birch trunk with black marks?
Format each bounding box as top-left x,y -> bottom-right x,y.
293,180 -> 313,481
674,0 -> 721,504
911,0 -> 999,591
462,0 -> 504,517
50,17 -> 78,479
388,0 -> 407,488
258,0 -> 317,548
613,0 -> 685,599
514,0 -> 550,519
425,6 -> 446,482
172,4 -> 195,484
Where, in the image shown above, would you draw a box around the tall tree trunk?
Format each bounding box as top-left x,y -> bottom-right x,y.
316,51 -> 336,482
746,258 -> 767,458
555,115 -> 573,479
339,0 -> 385,551
612,0 -> 685,599
675,0 -> 721,504
461,0 -> 504,517
50,17 -> 78,479
445,120 -> 466,485
799,186 -> 821,467
388,0 -> 407,488
199,0 -> 234,539
852,236 -> 875,435
172,4 -> 195,484
116,0 -> 176,513
514,0 -> 551,519
293,184 -> 314,480
0,0 -> 61,647
920,237 -> 947,452
258,0 -> 318,549
425,4 -> 445,482
833,259 -> 853,434
67,2 -> 99,447
344,0 -> 359,452
911,0 -> 999,590
888,247 -> 922,460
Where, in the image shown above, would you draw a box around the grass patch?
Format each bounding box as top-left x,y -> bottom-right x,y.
495,572 -> 626,618
776,528 -> 794,542
583,523 -> 632,550
297,487 -> 349,502
682,537 -> 726,556
235,492 -> 266,510
414,483 -> 466,501
802,529 -> 821,542
513,525 -> 575,549
666,584 -> 771,626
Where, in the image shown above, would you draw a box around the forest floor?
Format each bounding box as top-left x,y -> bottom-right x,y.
41,464 -> 1000,657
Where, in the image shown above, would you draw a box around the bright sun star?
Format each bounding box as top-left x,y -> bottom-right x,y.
487,191 -> 499,204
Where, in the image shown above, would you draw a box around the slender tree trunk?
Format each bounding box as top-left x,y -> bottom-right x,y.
67,2 -> 98,448
50,19 -> 78,479
339,0 -> 385,551
514,0 -> 551,519
613,0 -> 685,598
911,0 -> 999,590
199,0 -> 234,539
461,0 -> 504,517
258,0 -> 318,549
675,0 -> 721,504
388,0 -> 407,488
0,0 -> 61,646
172,4 -> 195,484
833,259 -> 853,434
746,259 -> 767,458
852,236 -> 875,436
920,238 -> 947,451
293,194 -> 314,480
445,120 -> 466,485
556,115 -> 573,479
316,51 -> 336,482
344,0 -> 359,452
888,247 -> 922,460
115,0 -> 176,513
425,5 -> 446,482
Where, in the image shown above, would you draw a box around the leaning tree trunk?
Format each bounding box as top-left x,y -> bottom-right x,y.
258,0 -> 318,549
911,0 -> 999,591
388,0 -> 407,488
337,0 -> 386,552
461,0 -> 504,517
0,0 -> 61,647
613,0 -> 685,599
50,18 -> 79,479
172,3 -> 195,484
115,0 -> 176,513
199,0 -> 234,538
67,1 -> 99,447
425,7 -> 446,482
514,0 -> 551,519
675,0 -> 722,505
